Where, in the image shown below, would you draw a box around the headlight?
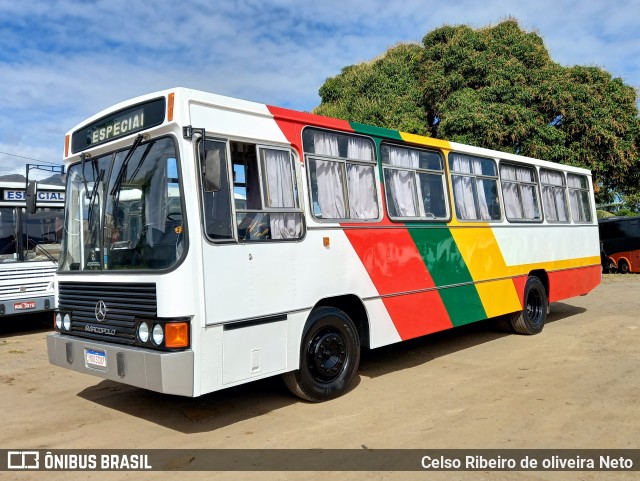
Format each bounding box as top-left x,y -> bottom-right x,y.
138,322 -> 150,343
63,313 -> 71,331
152,324 -> 164,345
55,313 -> 62,329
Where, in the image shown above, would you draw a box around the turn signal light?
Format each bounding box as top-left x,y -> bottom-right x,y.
165,322 -> 189,348
167,92 -> 175,121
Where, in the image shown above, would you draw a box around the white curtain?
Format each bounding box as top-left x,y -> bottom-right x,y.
264,149 -> 295,208
567,174 -> 584,189
567,175 -> 590,222
387,146 -> 419,217
540,170 -> 568,221
313,132 -> 340,157
347,164 -> 378,218
346,138 -> 377,219
569,190 -> 590,222
501,165 -> 537,220
347,136 -> 374,161
451,154 -> 492,220
312,132 -> 344,218
263,149 -> 302,238
314,159 -> 345,218
554,189 -> 568,221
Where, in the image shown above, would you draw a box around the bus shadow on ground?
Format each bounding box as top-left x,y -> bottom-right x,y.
77,375 -> 303,434
76,302 -> 585,434
359,301 -> 587,380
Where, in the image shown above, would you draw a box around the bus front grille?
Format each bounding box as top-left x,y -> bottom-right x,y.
0,264 -> 56,299
58,282 -> 157,345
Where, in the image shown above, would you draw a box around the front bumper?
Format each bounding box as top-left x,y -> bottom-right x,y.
47,333 -> 194,396
0,295 -> 53,316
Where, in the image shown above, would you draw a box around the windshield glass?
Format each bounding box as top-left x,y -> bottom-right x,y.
0,207 -> 64,263
59,137 -> 185,271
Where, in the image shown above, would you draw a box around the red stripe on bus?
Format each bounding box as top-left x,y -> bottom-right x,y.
511,275 -> 528,309
342,225 -> 453,339
381,291 -> 455,340
267,105 -> 353,155
548,265 -> 601,302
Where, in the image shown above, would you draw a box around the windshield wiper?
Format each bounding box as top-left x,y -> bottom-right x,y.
34,244 -> 59,263
87,168 -> 105,227
110,134 -> 145,196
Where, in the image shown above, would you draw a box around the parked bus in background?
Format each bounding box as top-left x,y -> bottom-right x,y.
599,216 -> 640,273
47,88 -> 600,401
0,181 -> 65,317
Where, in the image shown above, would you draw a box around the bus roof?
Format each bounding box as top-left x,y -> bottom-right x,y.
65,87 -> 592,176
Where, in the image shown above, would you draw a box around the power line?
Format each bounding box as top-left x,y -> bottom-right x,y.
0,150 -> 60,166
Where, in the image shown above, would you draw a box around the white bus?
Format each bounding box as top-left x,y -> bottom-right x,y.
48,88 -> 600,401
0,181 -> 65,317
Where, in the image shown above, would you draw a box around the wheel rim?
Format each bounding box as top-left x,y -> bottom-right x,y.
307,327 -> 347,383
526,287 -> 544,326
621,263 -> 629,273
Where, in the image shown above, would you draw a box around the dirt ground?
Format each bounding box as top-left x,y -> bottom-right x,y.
1,274 -> 638,481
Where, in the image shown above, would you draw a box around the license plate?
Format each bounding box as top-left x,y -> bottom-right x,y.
14,301 -> 36,310
85,349 -> 107,369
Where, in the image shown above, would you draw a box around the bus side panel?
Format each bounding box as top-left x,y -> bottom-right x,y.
342,226 -> 455,339
548,265 -> 601,302
492,225 -> 600,271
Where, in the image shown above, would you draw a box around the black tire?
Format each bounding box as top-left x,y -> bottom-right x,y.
283,307 -> 360,402
607,259 -> 617,274
509,276 -> 548,335
618,260 -> 630,274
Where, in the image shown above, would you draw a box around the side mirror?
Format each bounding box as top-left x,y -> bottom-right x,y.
26,181 -> 38,214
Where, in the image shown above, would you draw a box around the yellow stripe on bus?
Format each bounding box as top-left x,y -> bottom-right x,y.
399,132 -> 452,151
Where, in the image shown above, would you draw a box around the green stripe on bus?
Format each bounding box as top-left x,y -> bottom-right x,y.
349,122 -> 403,141
407,226 -> 487,326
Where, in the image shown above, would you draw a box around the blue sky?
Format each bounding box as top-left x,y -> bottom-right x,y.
1,0 -> 639,178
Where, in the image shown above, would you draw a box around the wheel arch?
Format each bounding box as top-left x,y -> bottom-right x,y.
312,294 -> 370,348
528,269 -> 549,299
617,256 -> 631,268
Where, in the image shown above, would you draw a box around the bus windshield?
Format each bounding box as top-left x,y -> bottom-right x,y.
0,207 -> 63,263
59,137 -> 185,271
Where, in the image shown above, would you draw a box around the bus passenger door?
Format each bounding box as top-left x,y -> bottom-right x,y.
199,138 -> 304,324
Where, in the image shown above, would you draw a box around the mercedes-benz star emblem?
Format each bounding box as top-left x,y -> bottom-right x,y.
95,300 -> 108,322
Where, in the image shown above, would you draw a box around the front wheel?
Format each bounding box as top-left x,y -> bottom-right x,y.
508,276 -> 548,335
283,307 -> 360,402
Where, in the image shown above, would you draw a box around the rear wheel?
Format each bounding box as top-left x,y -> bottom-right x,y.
618,259 -> 630,274
283,307 -> 360,402
509,276 -> 547,335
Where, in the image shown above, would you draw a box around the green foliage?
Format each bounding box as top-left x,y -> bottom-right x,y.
314,19 -> 640,203
315,43 -> 428,135
596,210 -> 615,219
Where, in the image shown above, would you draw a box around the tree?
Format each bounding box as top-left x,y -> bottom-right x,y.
314,19 -> 640,204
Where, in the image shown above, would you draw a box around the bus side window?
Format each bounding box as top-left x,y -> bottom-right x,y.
381,143 -> 448,221
567,174 -> 592,223
201,140 -> 233,240
449,153 -> 501,221
232,142 -> 304,241
500,163 -> 541,222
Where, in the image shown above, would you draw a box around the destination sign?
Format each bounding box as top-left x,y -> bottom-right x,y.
90,109 -> 145,144
2,190 -> 65,202
71,97 -> 166,154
